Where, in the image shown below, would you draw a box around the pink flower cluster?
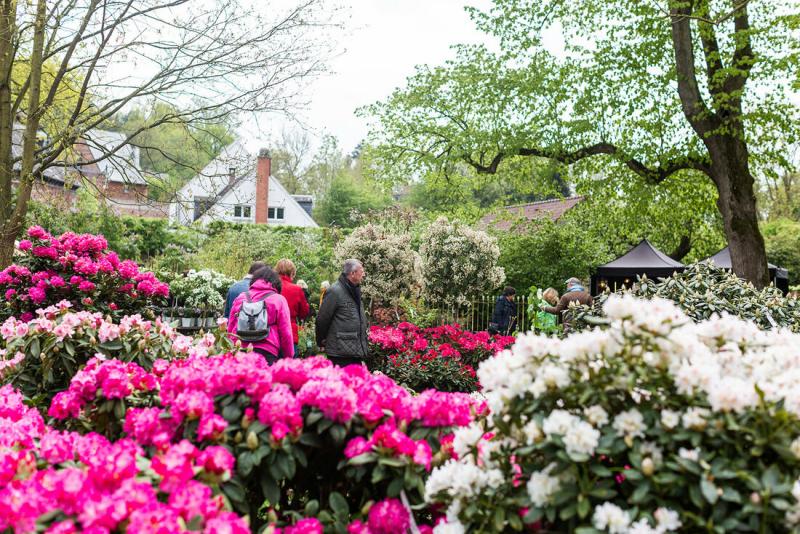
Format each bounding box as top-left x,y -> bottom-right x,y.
2,226 -> 168,318
49,357 -> 158,419
0,384 -> 246,534
370,322 -> 514,361
1,303 -> 223,382
52,353 -> 480,461
369,322 -> 514,377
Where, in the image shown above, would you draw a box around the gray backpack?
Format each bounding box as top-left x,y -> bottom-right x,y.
236,290 -> 275,342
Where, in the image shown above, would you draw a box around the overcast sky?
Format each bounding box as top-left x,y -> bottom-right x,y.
243,0 -> 494,155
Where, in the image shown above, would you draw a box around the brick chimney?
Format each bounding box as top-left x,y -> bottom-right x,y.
254,149 -> 271,224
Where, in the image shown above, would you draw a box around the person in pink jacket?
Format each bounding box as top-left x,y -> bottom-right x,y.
227,266 -> 294,363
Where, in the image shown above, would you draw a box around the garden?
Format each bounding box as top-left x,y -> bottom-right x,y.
1,217 -> 800,534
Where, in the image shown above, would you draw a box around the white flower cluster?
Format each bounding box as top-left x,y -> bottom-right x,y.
426,295 -> 800,531
170,269 -> 235,310
419,216 -> 505,306
334,223 -> 420,306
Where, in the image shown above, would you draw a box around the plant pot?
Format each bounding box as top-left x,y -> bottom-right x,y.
205,316 -> 217,328
181,317 -> 196,328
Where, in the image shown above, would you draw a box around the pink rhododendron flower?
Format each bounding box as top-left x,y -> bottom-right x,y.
367,499 -> 411,534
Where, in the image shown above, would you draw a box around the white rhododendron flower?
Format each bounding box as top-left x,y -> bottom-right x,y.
584,405 -> 610,427
563,420 -> 600,458
654,507 -> 682,531
707,376 -> 758,413
628,519 -> 658,534
592,503 -> 631,534
526,463 -> 561,507
681,407 -> 711,430
521,419 -> 543,443
452,424 -> 484,459
679,448 -> 701,462
542,409 -> 577,436
660,409 -> 681,430
613,409 -> 647,440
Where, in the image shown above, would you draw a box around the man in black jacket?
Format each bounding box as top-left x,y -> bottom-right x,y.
315,259 -> 369,366
490,286 -> 517,335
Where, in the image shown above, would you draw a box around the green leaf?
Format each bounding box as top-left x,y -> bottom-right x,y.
329,491 -> 349,518
523,507 -> 543,524
577,496 -> 591,518
305,499 -> 320,516
387,476 -> 405,497
701,478 -> 719,505
630,482 -> 650,504
260,473 -> 280,506
493,507 -> 505,531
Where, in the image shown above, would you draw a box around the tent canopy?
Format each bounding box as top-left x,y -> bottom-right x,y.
703,246 -> 789,291
591,240 -> 685,294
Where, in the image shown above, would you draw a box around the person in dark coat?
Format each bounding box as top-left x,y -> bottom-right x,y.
315,259 -> 369,366
224,261 -> 265,319
543,277 -> 594,331
490,286 -> 517,335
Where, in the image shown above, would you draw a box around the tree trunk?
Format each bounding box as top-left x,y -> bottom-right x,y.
706,135 -> 770,288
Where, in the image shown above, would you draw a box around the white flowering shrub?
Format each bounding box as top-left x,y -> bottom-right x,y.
334,223 -> 420,307
169,269 -> 235,310
426,296 -> 800,533
420,217 -> 505,306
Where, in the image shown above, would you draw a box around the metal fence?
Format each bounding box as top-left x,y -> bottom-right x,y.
431,294 -> 531,333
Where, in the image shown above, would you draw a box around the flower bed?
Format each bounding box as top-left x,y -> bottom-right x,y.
427,295 -> 800,532
47,353 -> 483,531
0,384 -> 246,533
369,322 -> 514,392
0,301 -> 231,408
1,226 -> 169,321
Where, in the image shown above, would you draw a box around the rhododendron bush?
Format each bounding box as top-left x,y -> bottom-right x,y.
0,302 -> 231,408
427,296 -> 800,533
0,226 -> 169,321
0,384 -> 247,533
47,352 -> 482,531
576,262 -> 800,332
369,322 -> 514,392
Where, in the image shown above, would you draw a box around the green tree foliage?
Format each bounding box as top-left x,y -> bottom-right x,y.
363,0 -> 800,286
193,224 -> 340,300
405,157 -> 571,222
314,174 -> 390,228
762,218 -> 800,286
495,218 -> 613,293
110,103 -> 235,200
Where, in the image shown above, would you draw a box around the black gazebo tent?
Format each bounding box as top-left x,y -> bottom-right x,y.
591,240 -> 685,295
704,247 -> 789,293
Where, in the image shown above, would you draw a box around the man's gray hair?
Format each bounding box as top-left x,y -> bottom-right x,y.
343,259 -> 363,275
565,277 -> 582,288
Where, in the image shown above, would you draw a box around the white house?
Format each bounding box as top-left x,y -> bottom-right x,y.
169,141 -> 318,227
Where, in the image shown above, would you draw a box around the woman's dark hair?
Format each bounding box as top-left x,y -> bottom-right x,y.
503,286 -> 516,297
250,266 -> 282,293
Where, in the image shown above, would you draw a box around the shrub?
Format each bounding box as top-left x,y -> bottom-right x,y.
0,226 -> 169,321
333,224 -> 420,308
0,384 -> 246,533
0,303 -> 232,408
49,353 -> 482,531
427,296 -> 800,532
192,225 -> 339,303
368,322 -> 515,392
495,218 -> 613,293
575,262 -> 800,332
420,217 -> 504,306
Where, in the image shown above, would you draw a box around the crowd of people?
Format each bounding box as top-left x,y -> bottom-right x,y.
224,258 -> 369,366
224,258 -> 592,366
490,277 -> 594,335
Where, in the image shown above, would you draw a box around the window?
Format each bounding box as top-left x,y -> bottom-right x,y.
268,207 -> 285,220
232,205 -> 252,219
